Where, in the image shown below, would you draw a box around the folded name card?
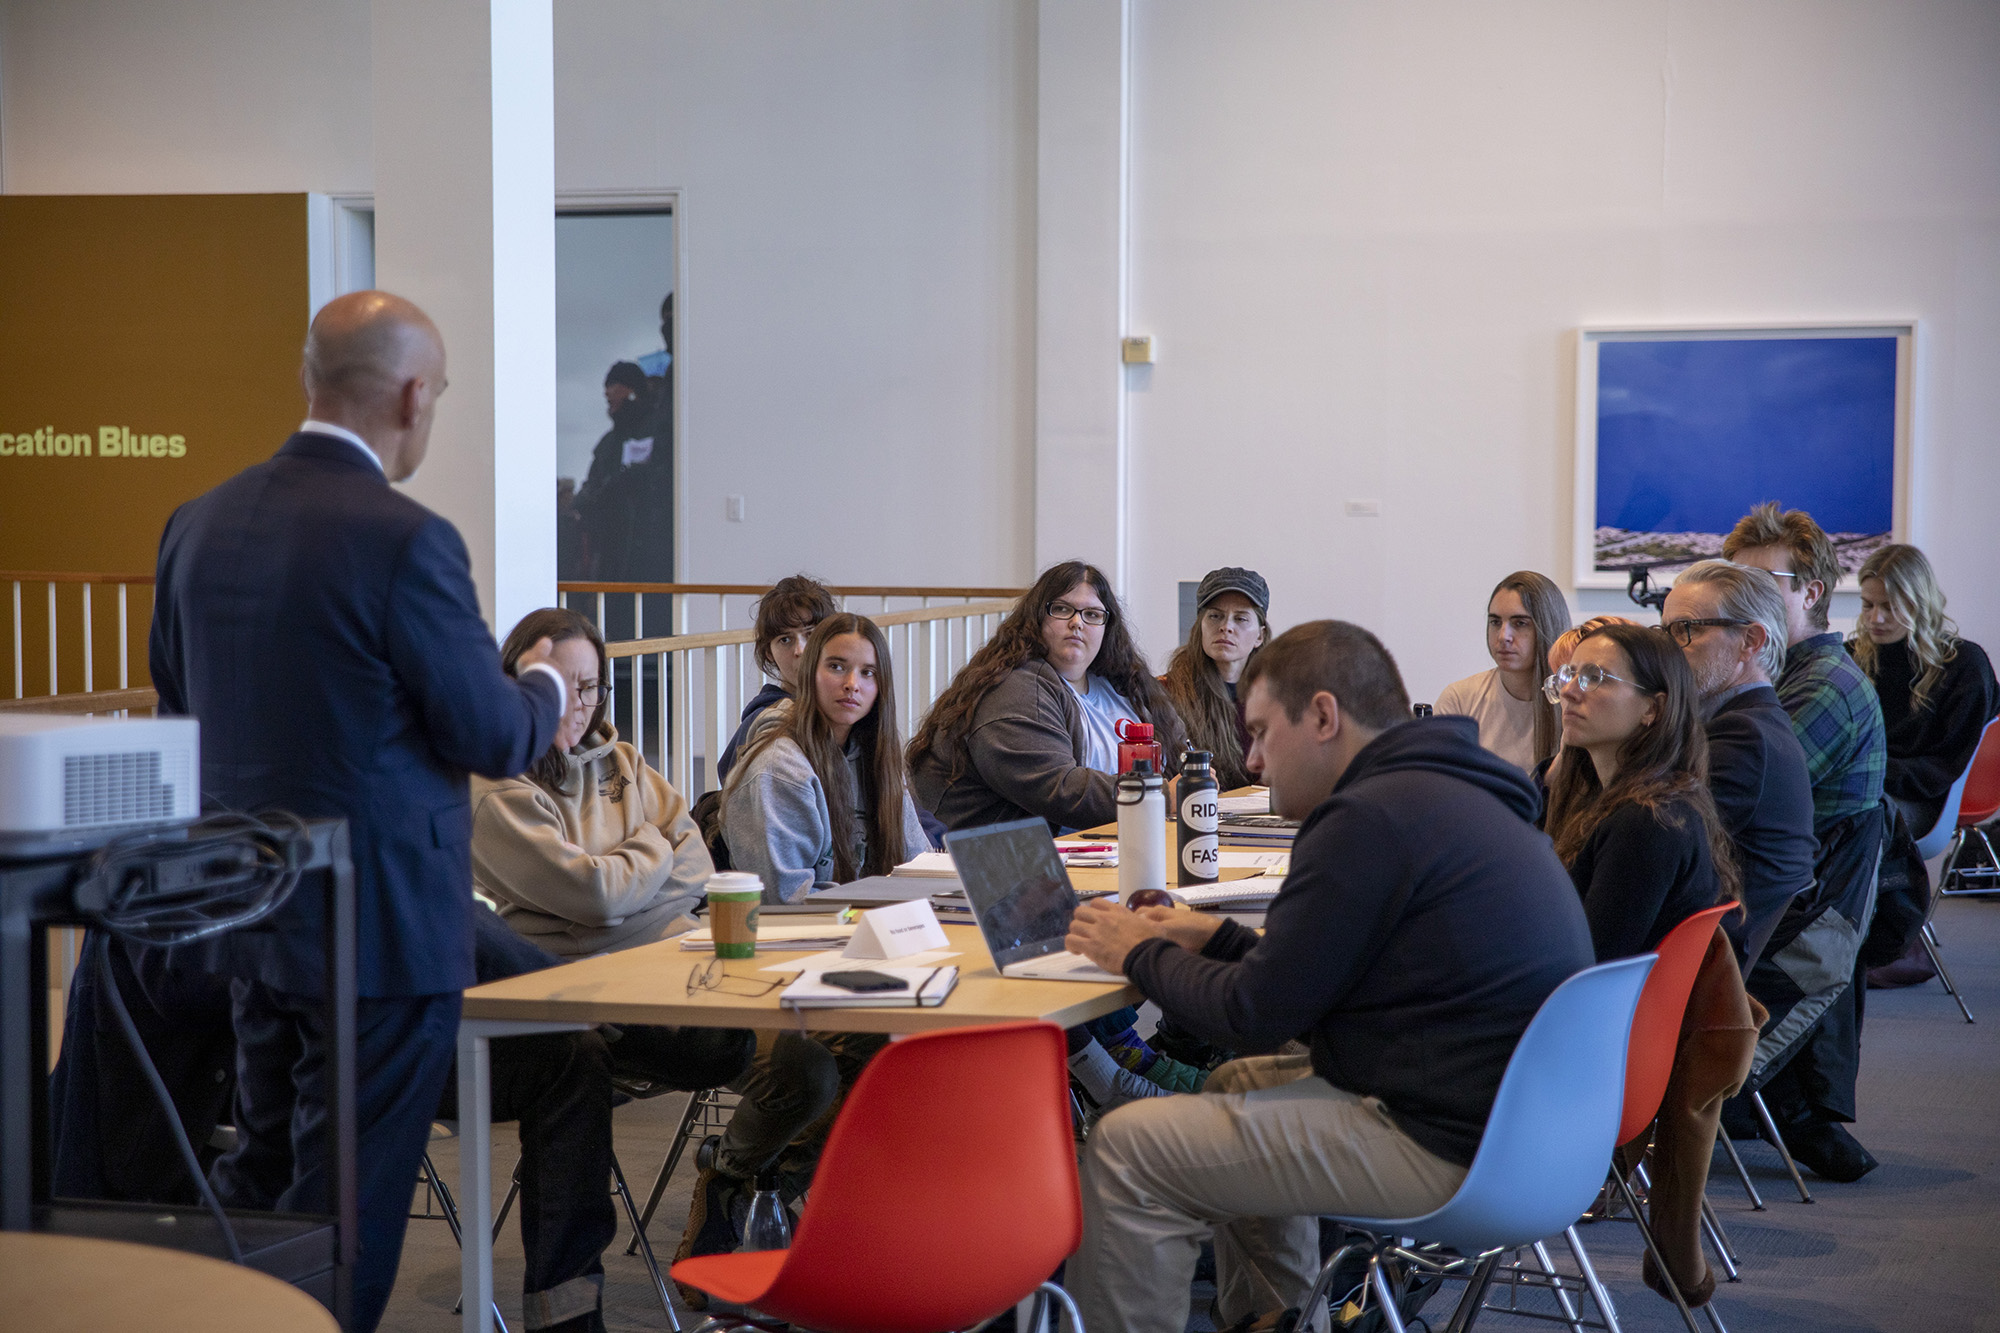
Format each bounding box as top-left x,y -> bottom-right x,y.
843,897 -> 950,960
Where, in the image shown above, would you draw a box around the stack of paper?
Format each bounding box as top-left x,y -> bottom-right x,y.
1217,789 -> 1272,816
680,923 -> 857,952
1217,812 -> 1301,845
779,965 -> 960,1009
1173,881 -> 1280,909
890,852 -> 959,878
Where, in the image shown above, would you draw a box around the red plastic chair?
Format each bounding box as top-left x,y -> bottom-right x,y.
1939,717 -> 2000,897
1568,905 -> 1740,1333
670,1021 -> 1082,1333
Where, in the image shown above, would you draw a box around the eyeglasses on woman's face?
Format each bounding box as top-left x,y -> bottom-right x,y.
569,680 -> 604,708
1045,601 -> 1108,627
1542,660 -> 1646,705
1657,617 -> 1748,649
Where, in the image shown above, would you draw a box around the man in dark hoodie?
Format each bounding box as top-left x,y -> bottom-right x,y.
1063,620 -> 1594,1333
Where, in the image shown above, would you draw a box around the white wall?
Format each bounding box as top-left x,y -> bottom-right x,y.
0,0 -> 371,194
553,0 -> 1039,589
1122,0 -> 2000,698
7,0 -> 1997,696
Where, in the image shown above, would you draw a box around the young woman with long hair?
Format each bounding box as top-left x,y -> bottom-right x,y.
908,560 -> 1188,832
1543,622 -> 1741,961
1849,544 -> 1998,838
722,612 -> 928,901
717,573 -> 840,783
1435,570 -> 1572,772
1160,567 -> 1269,791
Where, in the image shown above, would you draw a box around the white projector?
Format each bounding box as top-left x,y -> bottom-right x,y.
0,712 -> 200,856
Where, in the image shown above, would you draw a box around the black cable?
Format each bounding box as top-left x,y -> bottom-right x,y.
93,930 -> 244,1264
72,809 -> 314,1267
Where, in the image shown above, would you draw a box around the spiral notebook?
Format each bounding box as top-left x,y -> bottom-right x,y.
778,965 -> 961,1009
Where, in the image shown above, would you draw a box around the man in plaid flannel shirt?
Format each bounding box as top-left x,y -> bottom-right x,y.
1727,503 -> 1888,1183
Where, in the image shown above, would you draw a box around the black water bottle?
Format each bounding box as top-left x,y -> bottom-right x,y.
1177,750 -> 1220,887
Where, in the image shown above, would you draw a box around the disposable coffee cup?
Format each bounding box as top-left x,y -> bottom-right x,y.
706,872 -> 764,960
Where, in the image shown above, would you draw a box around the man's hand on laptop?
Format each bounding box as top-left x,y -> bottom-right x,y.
1067,899 -> 1224,973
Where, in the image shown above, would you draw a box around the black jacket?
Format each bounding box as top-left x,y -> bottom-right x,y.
1122,716 -> 1595,1167
1856,636 -> 1998,829
1705,685 -> 1817,971
1566,798 -> 1720,962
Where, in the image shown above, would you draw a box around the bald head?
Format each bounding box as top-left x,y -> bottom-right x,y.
301,291 -> 448,481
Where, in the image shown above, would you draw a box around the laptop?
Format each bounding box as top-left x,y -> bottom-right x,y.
946,818 -> 1125,983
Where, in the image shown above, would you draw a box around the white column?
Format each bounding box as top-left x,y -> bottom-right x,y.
1035,0 -> 1130,585
372,0 -> 556,636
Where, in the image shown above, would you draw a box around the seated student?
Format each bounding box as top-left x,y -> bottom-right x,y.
717,574 -> 838,783
722,613 -> 929,901
1436,570 -> 1572,773
908,559 -> 1188,832
1061,620 -> 1595,1333
1160,567 -> 1270,791
1850,544 -> 1998,838
1543,621 -> 1740,960
1660,561 -> 1816,971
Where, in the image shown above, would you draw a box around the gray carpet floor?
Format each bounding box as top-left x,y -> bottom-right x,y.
380,896 -> 2000,1333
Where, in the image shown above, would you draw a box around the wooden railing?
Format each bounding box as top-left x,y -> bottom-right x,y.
5,570 -> 155,700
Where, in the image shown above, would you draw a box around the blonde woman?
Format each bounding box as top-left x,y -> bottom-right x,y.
1849,545 -> 1997,838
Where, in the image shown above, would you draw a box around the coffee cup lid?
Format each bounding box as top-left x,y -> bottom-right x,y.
706,872 -> 763,895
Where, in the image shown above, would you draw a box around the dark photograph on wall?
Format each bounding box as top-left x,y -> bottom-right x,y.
556,211 -> 676,585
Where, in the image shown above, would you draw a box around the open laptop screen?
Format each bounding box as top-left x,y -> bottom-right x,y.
946,818 -> 1080,969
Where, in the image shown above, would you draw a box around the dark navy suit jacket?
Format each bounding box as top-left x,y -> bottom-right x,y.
149,432 -> 562,997
1707,683 -> 1818,972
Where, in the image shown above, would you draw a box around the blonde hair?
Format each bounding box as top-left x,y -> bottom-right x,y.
1547,616 -> 1638,675
1852,544 -> 1959,711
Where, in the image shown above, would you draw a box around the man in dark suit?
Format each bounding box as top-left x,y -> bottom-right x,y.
1662,560 -> 1817,971
149,290 -> 568,1332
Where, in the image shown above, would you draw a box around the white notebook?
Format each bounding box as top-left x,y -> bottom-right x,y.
778,965 -> 960,1008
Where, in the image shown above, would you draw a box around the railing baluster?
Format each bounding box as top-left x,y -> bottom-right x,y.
117,583 -> 129,690
656,649 -> 671,776
671,647 -> 692,796
13,581 -> 23,699
47,582 -> 58,696
81,583 -> 92,694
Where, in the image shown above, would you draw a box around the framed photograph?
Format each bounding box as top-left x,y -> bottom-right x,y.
1572,322 -> 1917,591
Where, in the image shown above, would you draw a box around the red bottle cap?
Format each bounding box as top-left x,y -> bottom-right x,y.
1115,719 -> 1154,741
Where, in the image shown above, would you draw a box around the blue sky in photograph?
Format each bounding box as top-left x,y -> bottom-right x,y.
1595,336 -> 1896,534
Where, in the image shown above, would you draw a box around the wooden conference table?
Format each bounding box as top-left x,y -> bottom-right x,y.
453,803 -> 1279,1333
1,1230 -> 340,1333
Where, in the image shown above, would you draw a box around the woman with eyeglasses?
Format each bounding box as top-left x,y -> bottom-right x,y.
1848,544 -> 1997,840
1543,622 -> 1741,961
909,560 -> 1188,833
1435,571 -> 1573,773
1160,568 -> 1270,791
908,561 -> 1199,1110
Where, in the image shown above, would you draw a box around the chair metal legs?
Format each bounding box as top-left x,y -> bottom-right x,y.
1610,1172 -> 1706,1333
613,1152 -> 681,1332
1748,1091 -> 1814,1204
1938,824 -> 2000,897
629,1087 -> 734,1256
1561,1226 -> 1620,1333
1714,1131 -> 1765,1210
1631,1159 -> 1739,1282
1920,923 -> 1976,1023
420,1151 -> 512,1333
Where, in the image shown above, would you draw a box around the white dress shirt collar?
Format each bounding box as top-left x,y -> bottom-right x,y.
299,419 -> 386,476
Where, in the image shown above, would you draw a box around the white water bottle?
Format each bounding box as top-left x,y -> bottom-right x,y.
1116,760 -> 1167,904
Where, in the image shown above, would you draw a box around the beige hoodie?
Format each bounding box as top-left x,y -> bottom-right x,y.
471,722 -> 711,956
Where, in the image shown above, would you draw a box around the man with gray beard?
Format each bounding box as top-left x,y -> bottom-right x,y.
1659,560 -> 1817,972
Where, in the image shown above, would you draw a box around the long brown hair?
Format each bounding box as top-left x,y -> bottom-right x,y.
1490,570 -> 1572,766
1544,622 -> 1741,908
500,607 -> 609,791
1851,544 -> 1959,712
726,614 -> 908,882
907,561 -> 1187,783
1161,608 -> 1266,790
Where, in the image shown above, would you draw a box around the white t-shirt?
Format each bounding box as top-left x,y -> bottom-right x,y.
1066,674 -> 1140,774
1434,667 -> 1540,772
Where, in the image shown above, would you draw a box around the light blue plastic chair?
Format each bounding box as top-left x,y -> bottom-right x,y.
1300,954 -> 1656,1333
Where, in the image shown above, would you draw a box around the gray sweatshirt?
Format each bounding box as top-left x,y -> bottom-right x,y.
910,659 -> 1119,832
723,733 -> 929,903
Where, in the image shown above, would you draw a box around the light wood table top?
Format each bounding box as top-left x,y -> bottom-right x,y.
2,1231 -> 339,1332
461,921 -> 1139,1035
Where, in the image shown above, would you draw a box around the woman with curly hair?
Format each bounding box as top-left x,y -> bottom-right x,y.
1543,621 -> 1741,960
909,560 -> 1188,833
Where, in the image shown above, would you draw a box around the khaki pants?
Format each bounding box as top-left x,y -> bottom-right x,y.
1067,1054 -> 1467,1333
